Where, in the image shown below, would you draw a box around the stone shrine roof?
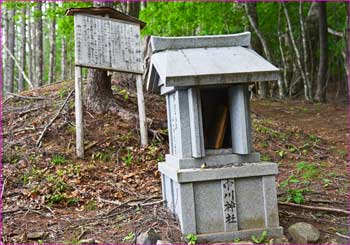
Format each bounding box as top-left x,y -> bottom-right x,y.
65,7 -> 146,29
147,32 -> 280,93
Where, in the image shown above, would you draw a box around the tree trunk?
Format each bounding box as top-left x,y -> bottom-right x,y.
61,37 -> 67,80
127,1 -> 140,18
48,7 -> 56,84
3,8 -> 8,91
283,2 -> 312,101
244,2 -> 269,99
5,7 -> 16,95
277,4 -> 287,98
27,6 -> 33,84
18,7 -> 27,92
35,2 -> 43,87
85,1 -> 116,113
315,3 -> 328,102
299,2 -> 312,99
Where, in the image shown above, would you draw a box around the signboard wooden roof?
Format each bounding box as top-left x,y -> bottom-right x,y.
147,32 -> 280,92
65,7 -> 146,28
67,7 -> 145,74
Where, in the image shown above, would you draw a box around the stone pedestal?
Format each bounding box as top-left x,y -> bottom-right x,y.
159,161 -> 283,243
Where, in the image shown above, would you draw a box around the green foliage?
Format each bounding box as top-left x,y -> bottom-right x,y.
140,2 -> 245,37
51,155 -> 67,165
122,232 -> 135,243
286,188 -> 306,204
185,233 -> 198,245
85,200 -> 97,211
118,88 -> 130,100
46,174 -> 68,204
122,150 -> 134,167
296,162 -> 319,182
251,230 -> 268,244
92,151 -> 112,162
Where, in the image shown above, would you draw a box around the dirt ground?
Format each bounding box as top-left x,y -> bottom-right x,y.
1,80 -> 349,244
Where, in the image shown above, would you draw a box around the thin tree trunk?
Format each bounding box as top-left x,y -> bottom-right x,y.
48,7 -> 56,84
127,1 -> 140,18
61,37 -> 67,80
283,2 -> 312,101
244,2 -> 269,99
18,7 -> 27,92
315,3 -> 328,102
277,4 -> 287,98
35,2 -> 43,87
299,2 -> 312,99
27,6 -> 34,84
3,8 -> 8,91
5,8 -> 16,95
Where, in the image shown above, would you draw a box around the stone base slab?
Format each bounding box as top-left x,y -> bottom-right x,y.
165,152 -> 260,169
196,227 -> 284,243
159,161 -> 282,242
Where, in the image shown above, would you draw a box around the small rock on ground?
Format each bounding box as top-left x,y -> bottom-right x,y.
156,240 -> 171,244
136,228 -> 161,244
288,222 -> 320,243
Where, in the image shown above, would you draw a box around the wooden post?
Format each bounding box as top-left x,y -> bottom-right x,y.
75,66 -> 84,158
136,74 -> 148,146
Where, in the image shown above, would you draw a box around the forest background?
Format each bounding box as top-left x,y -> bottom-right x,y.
1,1 -> 349,104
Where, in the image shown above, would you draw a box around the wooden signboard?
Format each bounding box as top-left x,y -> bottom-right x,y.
74,14 -> 142,74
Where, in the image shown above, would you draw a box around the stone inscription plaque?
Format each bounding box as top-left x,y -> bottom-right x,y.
74,14 -> 142,74
222,179 -> 238,231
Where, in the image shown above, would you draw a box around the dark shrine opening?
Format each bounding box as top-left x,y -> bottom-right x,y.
200,87 -> 232,150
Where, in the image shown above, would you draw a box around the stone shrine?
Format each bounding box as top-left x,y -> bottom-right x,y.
146,32 -> 283,242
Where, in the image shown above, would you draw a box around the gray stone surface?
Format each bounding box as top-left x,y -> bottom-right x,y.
165,152 -> 260,169
136,228 -> 161,244
159,162 -> 278,183
178,183 -> 196,234
229,84 -> 252,154
188,87 -> 205,158
148,46 -> 280,89
263,176 -> 280,227
235,177 -> 265,230
195,227 -> 283,243
288,222 -> 320,244
156,240 -> 171,244
151,32 -> 251,52
160,165 -> 282,242
173,90 -> 192,158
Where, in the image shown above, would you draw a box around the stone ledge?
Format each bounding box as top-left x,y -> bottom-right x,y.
151,32 -> 251,52
195,227 -> 284,243
158,162 -> 278,183
165,152 -> 261,169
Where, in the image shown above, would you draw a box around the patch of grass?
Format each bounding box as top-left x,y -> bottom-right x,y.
21,167 -> 43,185
261,154 -> 271,161
58,88 -> 68,99
85,200 -> 97,211
337,149 -> 347,157
51,155 -> 67,165
185,233 -> 198,245
276,149 -> 287,158
92,151 -> 112,162
67,198 -> 79,206
122,150 -> 133,167
251,230 -> 268,244
260,141 -> 269,149
296,162 -> 319,182
46,174 -> 69,204
286,188 -> 307,204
